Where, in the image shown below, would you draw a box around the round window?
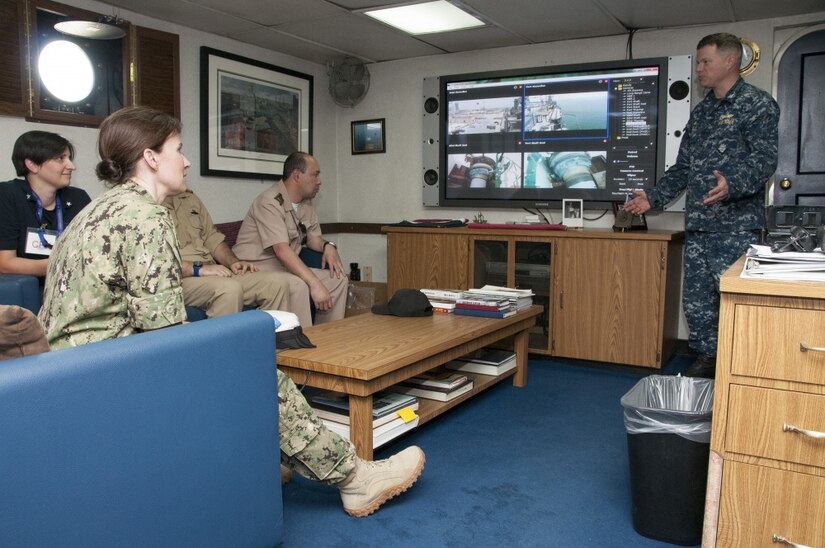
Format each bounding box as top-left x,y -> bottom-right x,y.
38,40 -> 94,103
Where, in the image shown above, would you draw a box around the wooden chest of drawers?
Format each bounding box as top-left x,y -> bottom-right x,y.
703,257 -> 825,547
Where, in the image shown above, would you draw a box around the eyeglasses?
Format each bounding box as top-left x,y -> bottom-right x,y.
290,210 -> 308,246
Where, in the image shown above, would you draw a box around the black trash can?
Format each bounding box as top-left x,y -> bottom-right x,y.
620,375 -> 714,546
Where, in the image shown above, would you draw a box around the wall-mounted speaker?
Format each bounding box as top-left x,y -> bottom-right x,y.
663,54 -> 692,212
422,76 -> 440,206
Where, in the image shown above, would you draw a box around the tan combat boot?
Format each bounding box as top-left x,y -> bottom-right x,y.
338,446 -> 425,517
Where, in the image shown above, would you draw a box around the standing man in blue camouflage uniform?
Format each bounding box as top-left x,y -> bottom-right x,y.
624,33 -> 779,378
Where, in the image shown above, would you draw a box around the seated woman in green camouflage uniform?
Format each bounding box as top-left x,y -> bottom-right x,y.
38,106 -> 424,518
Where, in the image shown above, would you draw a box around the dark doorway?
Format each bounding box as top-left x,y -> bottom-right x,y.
773,26 -> 825,205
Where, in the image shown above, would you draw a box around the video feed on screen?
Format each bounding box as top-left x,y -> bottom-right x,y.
524,151 -> 607,189
441,62 -> 664,205
448,97 -> 522,135
447,153 -> 523,189
524,91 -> 608,134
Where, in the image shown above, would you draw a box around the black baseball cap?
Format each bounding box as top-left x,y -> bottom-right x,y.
372,289 -> 433,317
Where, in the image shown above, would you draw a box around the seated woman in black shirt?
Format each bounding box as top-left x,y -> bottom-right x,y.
0,131 -> 91,285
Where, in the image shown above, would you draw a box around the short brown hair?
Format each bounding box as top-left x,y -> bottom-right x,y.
697,33 -> 742,65
95,106 -> 182,186
282,151 -> 311,180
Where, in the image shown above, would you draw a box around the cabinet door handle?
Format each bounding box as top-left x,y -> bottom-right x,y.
783,423 -> 825,439
773,534 -> 812,548
799,341 -> 825,353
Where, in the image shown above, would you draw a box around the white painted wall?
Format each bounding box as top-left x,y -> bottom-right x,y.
2,2 -> 823,340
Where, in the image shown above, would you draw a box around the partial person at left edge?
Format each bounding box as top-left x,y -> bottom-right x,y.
0,131 -> 92,286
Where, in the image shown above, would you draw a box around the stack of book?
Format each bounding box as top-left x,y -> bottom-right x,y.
420,288 -> 463,313
309,390 -> 419,447
453,293 -> 515,319
445,347 -> 517,376
421,286 -> 534,317
465,285 -> 534,311
395,367 -> 474,401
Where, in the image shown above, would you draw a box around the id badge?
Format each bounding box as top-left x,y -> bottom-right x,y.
25,227 -> 57,256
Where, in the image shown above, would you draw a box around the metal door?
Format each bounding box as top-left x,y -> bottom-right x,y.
772,26 -> 825,205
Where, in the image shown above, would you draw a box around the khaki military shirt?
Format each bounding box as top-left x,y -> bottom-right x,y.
232,180 -> 322,270
39,180 -> 186,349
162,190 -> 224,264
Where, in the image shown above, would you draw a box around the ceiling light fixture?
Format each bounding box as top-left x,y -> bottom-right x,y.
54,15 -> 127,40
364,1 -> 485,35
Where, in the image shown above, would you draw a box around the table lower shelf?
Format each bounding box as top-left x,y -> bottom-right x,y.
414,369 -> 516,424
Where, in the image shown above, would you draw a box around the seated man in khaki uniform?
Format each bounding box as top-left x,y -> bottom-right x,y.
233,152 -> 347,327
163,190 -> 289,318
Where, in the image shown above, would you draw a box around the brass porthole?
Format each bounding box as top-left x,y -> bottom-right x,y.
739,37 -> 761,76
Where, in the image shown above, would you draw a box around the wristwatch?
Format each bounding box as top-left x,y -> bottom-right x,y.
323,241 -> 337,250
193,261 -> 203,277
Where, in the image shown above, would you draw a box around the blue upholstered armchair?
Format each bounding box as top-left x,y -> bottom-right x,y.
0,310 -> 284,546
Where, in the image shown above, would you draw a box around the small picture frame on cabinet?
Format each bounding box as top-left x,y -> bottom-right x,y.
562,199 -> 583,228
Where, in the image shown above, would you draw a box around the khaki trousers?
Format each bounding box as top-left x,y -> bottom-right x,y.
284,269 -> 349,327
181,271 -> 290,318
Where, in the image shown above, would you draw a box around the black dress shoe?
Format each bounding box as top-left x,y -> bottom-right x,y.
682,355 -> 716,378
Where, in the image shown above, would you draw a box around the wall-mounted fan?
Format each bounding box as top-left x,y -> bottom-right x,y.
327,56 -> 370,108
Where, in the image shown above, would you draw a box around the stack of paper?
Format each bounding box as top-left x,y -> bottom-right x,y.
741,244 -> 825,281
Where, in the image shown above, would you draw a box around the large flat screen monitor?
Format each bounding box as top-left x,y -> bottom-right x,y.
423,56 -> 691,210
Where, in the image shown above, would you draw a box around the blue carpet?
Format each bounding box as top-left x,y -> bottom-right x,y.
282,355 -> 699,547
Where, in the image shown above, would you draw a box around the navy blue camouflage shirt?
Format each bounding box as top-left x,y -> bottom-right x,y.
647,77 -> 779,232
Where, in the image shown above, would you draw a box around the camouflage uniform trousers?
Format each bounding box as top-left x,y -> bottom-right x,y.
682,230 -> 760,357
278,370 -> 356,484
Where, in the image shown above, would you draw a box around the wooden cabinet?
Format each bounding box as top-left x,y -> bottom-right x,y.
384,227 -> 683,368
387,231 -> 469,293
553,236 -> 669,366
703,257 -> 825,547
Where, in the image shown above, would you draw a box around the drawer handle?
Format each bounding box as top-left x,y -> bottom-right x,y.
799,341 -> 825,353
783,423 -> 825,440
773,534 -> 812,548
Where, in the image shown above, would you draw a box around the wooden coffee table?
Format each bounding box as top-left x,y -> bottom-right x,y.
277,306 -> 541,458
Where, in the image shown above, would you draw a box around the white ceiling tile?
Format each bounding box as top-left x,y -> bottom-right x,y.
418,26 -> 531,53
463,0 -> 626,42
182,0 -> 345,26
281,13 -> 444,61
730,0 -> 825,21
596,0 -> 734,29
111,0 -> 260,35
226,26 -> 347,65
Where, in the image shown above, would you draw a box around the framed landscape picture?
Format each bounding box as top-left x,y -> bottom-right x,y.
351,118 -> 386,155
200,47 -> 312,179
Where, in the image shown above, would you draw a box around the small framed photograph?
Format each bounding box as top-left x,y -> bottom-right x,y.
351,118 -> 386,155
562,199 -> 583,228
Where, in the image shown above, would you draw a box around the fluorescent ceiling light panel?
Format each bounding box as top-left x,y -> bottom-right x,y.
365,1 -> 484,35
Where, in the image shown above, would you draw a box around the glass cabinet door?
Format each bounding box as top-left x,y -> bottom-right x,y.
514,240 -> 551,351
472,238 -> 509,288
471,237 -> 551,352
